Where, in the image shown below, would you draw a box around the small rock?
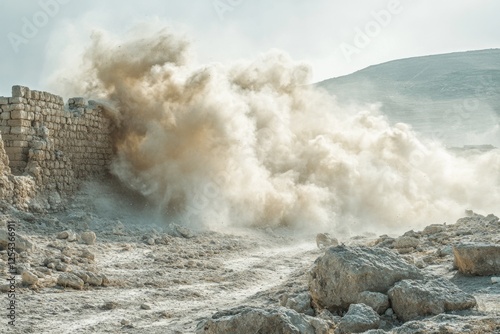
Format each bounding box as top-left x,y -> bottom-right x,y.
393,236 -> 419,249
21,271 -> 39,285
141,303 -> 152,310
436,245 -> 453,257
73,270 -> 103,286
491,277 -> 500,284
57,273 -> 84,290
174,225 -> 195,239
57,230 -> 78,242
337,303 -> 380,334
280,292 -> 314,316
102,301 -> 118,310
384,308 -> 394,316
358,291 -> 390,315
317,309 -> 341,323
55,263 -> 69,272
80,231 -> 96,245
146,238 -> 155,246
57,230 -> 70,239
80,249 -> 95,260
316,233 -> 339,249
113,222 -> 126,235
67,231 -> 78,242
422,224 -> 446,235
121,319 -> 131,326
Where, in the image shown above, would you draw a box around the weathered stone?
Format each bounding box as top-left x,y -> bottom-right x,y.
388,278 -> 477,322
57,273 -> 84,290
453,243 -> 500,275
309,246 -> 423,311
422,224 -> 446,235
196,306 -> 333,334
337,303 -> 380,334
140,303 -> 152,310
57,230 -> 71,239
80,249 -> 95,260
12,85 -> 29,98
21,271 -> 39,285
393,236 -> 419,249
316,233 -> 339,249
357,291 -> 390,315
80,231 -> 96,245
0,229 -> 34,253
391,314 -> 500,333
280,292 -> 314,316
73,270 -> 104,286
102,301 -> 119,310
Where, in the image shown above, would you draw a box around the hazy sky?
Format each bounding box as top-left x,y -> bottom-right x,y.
0,0 -> 499,97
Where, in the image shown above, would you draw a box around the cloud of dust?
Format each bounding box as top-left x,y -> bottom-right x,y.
58,27 -> 500,234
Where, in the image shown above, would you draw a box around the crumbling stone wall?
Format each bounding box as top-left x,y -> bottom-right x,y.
0,85 -> 113,200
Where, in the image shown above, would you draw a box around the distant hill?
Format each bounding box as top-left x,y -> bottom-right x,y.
317,49 -> 500,146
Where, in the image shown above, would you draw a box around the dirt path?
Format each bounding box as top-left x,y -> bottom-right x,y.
12,229 -> 319,334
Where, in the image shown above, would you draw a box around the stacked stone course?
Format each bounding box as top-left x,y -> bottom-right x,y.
0,85 -> 113,197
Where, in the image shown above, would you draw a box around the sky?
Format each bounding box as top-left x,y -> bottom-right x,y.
0,0 -> 499,97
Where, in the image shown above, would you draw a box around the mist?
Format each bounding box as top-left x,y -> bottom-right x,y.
53,27 -> 500,234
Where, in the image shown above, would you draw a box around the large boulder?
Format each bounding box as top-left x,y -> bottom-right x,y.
309,246 -> 423,311
388,278 -> 477,322
453,243 -> 500,275
337,303 -> 380,334
196,306 -> 334,334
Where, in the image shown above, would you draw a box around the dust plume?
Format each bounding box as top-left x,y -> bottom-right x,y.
58,27 -> 500,234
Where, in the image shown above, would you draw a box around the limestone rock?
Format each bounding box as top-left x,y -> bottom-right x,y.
140,303 -> 152,310
21,271 -> 39,285
196,306 -> 333,334
316,233 -> 339,249
309,246 -> 422,311
453,243 -> 500,275
57,273 -> 84,290
388,278 -> 477,322
57,230 -> 77,242
422,224 -> 446,235
73,270 -> 104,286
337,303 -> 380,334
80,231 -> 96,245
393,236 -> 419,249
391,314 -> 500,333
0,229 -> 34,253
280,292 -> 314,316
357,291 -> 389,315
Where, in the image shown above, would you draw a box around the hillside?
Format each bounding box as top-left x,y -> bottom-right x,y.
317,49 -> 500,146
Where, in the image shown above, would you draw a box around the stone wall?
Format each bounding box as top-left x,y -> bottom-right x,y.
0,85 -> 113,202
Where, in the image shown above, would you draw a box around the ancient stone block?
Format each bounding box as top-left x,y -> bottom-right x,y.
12,85 -> 30,98
11,110 -> 29,119
8,119 -> 31,127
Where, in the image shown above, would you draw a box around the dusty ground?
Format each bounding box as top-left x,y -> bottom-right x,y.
1,181 -> 499,333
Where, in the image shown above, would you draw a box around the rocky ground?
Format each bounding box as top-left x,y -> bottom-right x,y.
0,181 -> 499,333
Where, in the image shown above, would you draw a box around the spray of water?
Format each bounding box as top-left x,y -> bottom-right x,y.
56,27 -> 500,233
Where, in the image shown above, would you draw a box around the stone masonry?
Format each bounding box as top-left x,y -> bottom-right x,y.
0,85 -> 113,202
